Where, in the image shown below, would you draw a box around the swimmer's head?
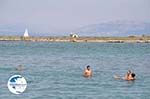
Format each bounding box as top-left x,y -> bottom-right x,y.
16,65 -> 23,71
131,73 -> 135,78
87,65 -> 90,70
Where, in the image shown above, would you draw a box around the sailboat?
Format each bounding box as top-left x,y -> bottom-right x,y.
23,29 -> 29,37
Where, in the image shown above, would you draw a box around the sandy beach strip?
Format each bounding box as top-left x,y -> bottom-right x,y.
0,36 -> 150,43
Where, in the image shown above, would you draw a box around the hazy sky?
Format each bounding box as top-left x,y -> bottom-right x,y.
0,0 -> 150,32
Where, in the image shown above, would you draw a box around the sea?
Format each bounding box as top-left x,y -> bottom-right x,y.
0,41 -> 150,99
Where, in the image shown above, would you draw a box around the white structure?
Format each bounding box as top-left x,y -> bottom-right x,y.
23,29 -> 29,37
70,33 -> 79,38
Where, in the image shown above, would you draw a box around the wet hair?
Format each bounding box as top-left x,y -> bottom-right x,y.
87,65 -> 90,69
131,73 -> 135,78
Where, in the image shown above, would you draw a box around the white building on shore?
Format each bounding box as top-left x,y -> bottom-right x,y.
70,33 -> 79,38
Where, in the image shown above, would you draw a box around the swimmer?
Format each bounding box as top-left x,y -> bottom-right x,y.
16,65 -> 24,71
124,70 -> 136,81
83,65 -> 92,77
124,73 -> 136,81
114,70 -> 136,81
124,70 -> 132,80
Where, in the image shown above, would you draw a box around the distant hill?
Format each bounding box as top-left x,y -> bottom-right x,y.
74,21 -> 150,36
0,24 -> 66,36
0,21 -> 150,37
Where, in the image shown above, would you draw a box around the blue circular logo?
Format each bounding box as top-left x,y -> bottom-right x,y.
7,75 -> 27,94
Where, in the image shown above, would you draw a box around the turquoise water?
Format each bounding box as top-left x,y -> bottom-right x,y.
0,41 -> 150,99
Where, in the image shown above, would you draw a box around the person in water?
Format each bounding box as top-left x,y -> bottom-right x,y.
124,70 -> 136,81
16,65 -> 24,71
83,65 -> 92,77
114,70 -> 136,81
124,70 -> 132,80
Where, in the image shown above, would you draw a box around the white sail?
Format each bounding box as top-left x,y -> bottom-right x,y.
23,29 -> 29,37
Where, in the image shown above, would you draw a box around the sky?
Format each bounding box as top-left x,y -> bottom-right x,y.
0,0 -> 150,34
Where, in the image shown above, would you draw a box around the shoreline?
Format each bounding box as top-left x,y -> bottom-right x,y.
0,36 -> 150,43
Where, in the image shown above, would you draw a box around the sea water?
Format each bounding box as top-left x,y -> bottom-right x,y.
0,41 -> 150,99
